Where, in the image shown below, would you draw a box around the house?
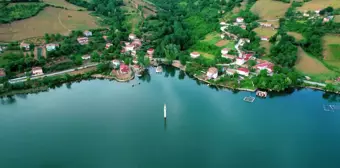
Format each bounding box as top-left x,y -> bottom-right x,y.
222,54 -> 236,60
303,13 -> 310,17
315,10 -> 320,14
83,30 -> 92,37
220,34 -> 225,39
236,17 -> 244,23
220,22 -> 227,25
323,16 -> 334,23
147,48 -> 155,55
190,52 -> 200,59
206,67 -> 218,79
261,37 -> 269,41
81,55 -> 91,60
236,58 -> 246,65
131,50 -> 137,57
125,44 -> 135,52
77,37 -> 89,45
0,68 -> 6,77
259,22 -> 272,27
129,33 -> 136,40
226,69 -> 236,76
133,57 -> 138,64
237,67 -> 249,76
221,48 -> 229,55
105,43 -> 113,49
20,42 -> 30,51
32,67 -> 43,76
240,24 -> 247,30
254,62 -> 274,73
243,53 -> 253,60
103,35 -> 108,41
131,39 -> 142,48
45,43 -> 59,51
220,26 -> 227,32
120,63 -> 129,74
112,59 -> 120,68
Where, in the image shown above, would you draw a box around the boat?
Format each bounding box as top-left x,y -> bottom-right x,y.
164,104 -> 167,119
256,90 -> 267,98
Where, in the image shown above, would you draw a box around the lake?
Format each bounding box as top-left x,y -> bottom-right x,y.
1,68 -> 340,168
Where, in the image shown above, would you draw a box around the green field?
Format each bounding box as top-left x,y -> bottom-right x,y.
329,44 -> 340,60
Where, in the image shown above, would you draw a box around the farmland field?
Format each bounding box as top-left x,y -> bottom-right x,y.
0,7 -> 101,42
251,0 -> 290,20
323,34 -> 340,68
334,15 -> 340,23
43,0 -> 84,10
298,0 -> 340,11
202,32 -> 235,49
288,32 -> 304,41
295,47 -> 330,74
260,41 -> 271,55
254,27 -> 277,37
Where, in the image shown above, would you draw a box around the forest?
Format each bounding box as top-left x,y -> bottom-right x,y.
0,2 -> 46,23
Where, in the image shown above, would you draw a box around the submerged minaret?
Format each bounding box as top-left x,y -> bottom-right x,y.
164,104 -> 167,119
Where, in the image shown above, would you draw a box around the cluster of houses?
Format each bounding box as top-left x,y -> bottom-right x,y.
189,18 -> 276,80
302,10 -> 334,23
77,30 -> 92,45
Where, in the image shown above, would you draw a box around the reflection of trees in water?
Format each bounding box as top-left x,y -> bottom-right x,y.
66,83 -> 72,89
16,94 -> 27,99
163,65 -> 176,78
139,69 -> 151,83
178,70 -> 185,80
0,96 -> 16,105
323,92 -> 340,102
267,88 -> 295,98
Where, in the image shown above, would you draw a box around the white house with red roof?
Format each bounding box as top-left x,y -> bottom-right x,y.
125,44 -> 135,52
77,37 -> 89,45
237,67 -> 249,76
147,48 -> 154,55
254,62 -> 274,73
120,63 -> 130,74
206,67 -> 218,79
190,52 -> 200,59
32,67 -> 43,76
129,33 -> 136,40
131,39 -> 142,48
20,42 -> 30,51
261,37 -> 269,41
236,17 -> 244,23
221,48 -> 229,55
105,43 -> 113,49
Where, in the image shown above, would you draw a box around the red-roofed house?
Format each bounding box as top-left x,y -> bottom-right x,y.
254,62 -> 274,73
221,48 -> 229,55
237,67 -> 249,76
261,37 -> 269,41
236,17 -> 244,23
190,52 -> 200,59
240,24 -> 247,30
77,37 -> 89,45
0,68 -> 6,77
206,67 -> 218,79
243,53 -> 253,60
120,64 -> 130,74
147,48 -> 155,55
103,35 -> 108,41
20,42 -> 30,51
32,67 -> 43,76
125,44 -> 134,52
129,33 -> 136,40
105,43 -> 113,49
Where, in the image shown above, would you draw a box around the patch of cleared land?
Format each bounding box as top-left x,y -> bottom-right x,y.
288,32 -> 304,41
254,27 -> 277,37
295,47 -> 330,74
251,0 -> 290,20
298,0 -> 340,11
199,51 -> 215,60
260,41 -> 271,55
323,34 -> 340,67
202,32 -> 235,49
0,7 -> 100,42
124,13 -> 142,33
334,15 -> 340,23
43,0 -> 84,10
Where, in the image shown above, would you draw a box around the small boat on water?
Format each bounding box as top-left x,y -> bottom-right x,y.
164,104 -> 167,119
256,91 -> 267,98
156,66 -> 163,73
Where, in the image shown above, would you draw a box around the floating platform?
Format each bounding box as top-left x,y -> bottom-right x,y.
323,104 -> 340,112
256,91 -> 267,98
243,96 -> 255,103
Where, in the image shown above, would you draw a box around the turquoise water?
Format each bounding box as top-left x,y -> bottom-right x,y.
1,69 -> 340,168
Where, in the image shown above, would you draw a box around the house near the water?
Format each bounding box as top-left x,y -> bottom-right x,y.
32,67 -> 43,76
120,64 -> 129,74
77,37 -> 89,45
20,42 -> 30,51
254,62 -> 274,73
206,67 -> 218,79
190,52 -> 200,59
237,67 -> 249,76
83,30 -> 92,37
112,59 -> 120,69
